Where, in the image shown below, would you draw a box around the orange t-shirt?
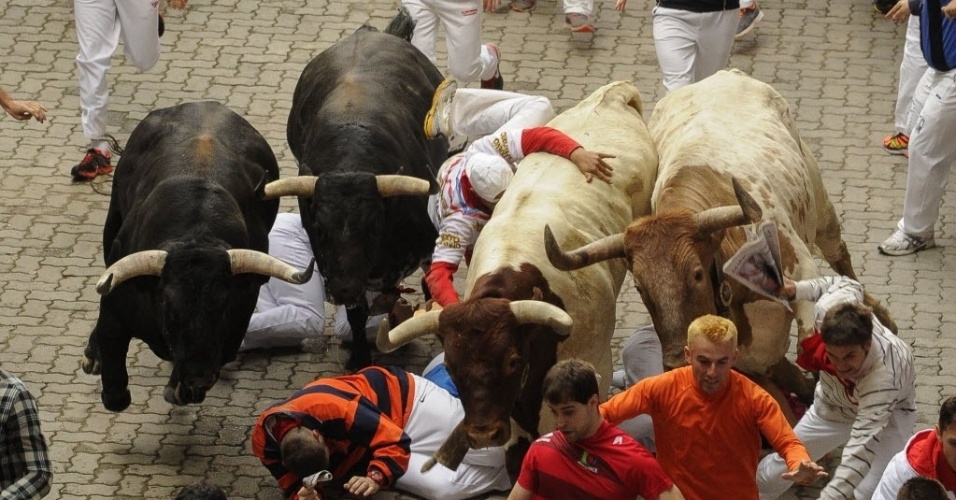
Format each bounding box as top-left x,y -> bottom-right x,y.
599,367 -> 809,500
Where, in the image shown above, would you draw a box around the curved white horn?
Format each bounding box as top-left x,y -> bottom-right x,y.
509,300 -> 573,337
96,250 -> 168,295
376,309 -> 442,353
227,249 -> 314,284
692,177 -> 763,236
262,176 -> 318,199
375,175 -> 432,197
544,225 -> 626,272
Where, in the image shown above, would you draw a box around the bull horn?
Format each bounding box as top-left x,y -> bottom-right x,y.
262,176 -> 317,199
692,177 -> 763,236
376,309 -> 442,353
96,250 -> 168,295
375,175 -> 432,197
227,249 -> 315,284
424,423 -> 470,472
509,300 -> 573,338
544,224 -> 626,272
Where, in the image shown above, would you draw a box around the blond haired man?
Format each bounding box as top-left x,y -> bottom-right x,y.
600,315 -> 826,500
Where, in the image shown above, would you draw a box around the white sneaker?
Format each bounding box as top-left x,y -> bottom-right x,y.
424,78 -> 458,140
878,229 -> 935,256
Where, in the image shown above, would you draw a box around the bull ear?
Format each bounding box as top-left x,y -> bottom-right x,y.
544,224 -> 626,272
262,176 -> 318,199
97,250 -> 168,295
375,175 -> 431,197
227,250 -> 314,284
692,177 -> 763,236
376,309 -> 442,352
509,300 -> 572,338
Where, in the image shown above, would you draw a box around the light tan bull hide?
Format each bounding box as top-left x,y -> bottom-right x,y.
547,70 -> 896,403
378,82 -> 658,468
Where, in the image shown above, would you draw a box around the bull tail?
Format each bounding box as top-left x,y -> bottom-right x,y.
385,7 -> 416,42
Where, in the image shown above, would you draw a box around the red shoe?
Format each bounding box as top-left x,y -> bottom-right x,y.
480,43 -> 504,90
71,148 -> 113,182
565,13 -> 594,33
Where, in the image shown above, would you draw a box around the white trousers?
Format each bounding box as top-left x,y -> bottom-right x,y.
563,0 -> 596,16
652,6 -> 738,93
448,88 -> 556,140
399,375 -> 511,500
615,325 -> 663,453
756,403 -> 916,500
894,16 -> 928,134
74,0 -> 160,143
404,0 -> 498,83
898,67 -> 956,237
243,213 -> 326,351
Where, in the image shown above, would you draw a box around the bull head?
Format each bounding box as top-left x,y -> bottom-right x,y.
545,177 -> 762,369
261,174 -> 430,305
378,298 -> 571,465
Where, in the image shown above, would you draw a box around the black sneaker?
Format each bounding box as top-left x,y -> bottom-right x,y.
735,5 -> 764,39
158,13 -> 165,37
71,148 -> 113,182
873,0 -> 896,14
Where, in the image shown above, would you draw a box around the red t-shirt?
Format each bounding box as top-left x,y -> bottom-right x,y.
517,420 -> 674,500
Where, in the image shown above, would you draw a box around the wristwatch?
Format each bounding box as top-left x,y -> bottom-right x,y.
368,469 -> 385,486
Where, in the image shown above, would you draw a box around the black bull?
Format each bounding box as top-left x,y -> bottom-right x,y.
264,16 -> 449,369
82,101 -> 312,412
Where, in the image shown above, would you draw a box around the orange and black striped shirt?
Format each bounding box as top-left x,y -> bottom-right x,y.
252,366 -> 416,499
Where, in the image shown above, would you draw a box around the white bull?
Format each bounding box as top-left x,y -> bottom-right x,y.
378,81 -> 658,468
547,70 -> 896,403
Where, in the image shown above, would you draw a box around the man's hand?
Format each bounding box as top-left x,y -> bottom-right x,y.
781,460 -> 828,486
778,277 -> 797,300
943,1 -> 956,18
2,100 -> 47,123
344,475 -> 381,497
296,485 -> 321,500
568,148 -> 614,184
885,0 -> 910,21
168,0 -> 188,10
615,0 -> 628,11
484,0 -> 501,11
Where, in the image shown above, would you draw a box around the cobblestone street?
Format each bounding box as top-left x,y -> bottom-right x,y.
0,0 -> 953,498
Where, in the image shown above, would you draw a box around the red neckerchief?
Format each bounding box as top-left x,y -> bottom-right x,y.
796,331 -> 857,400
909,430 -> 956,492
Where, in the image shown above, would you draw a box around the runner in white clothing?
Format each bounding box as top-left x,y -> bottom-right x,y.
241,213 -> 413,351
70,0 -> 188,182
421,80 -> 614,306
756,275 -> 917,500
872,395 -> 956,500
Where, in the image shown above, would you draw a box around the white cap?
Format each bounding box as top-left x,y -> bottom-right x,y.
464,153 -> 513,204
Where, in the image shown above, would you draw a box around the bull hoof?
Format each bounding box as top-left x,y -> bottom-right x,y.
79,356 -> 101,375
164,385 -> 207,406
102,390 -> 132,412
